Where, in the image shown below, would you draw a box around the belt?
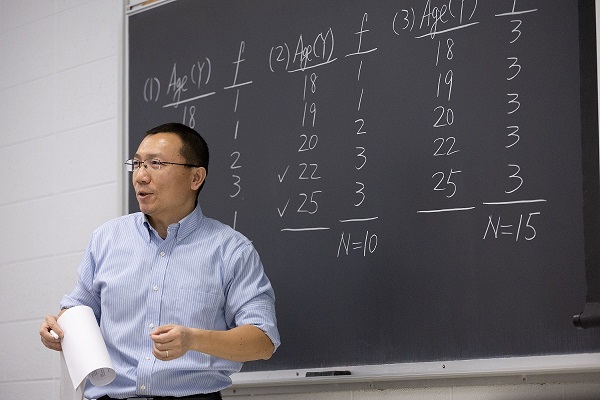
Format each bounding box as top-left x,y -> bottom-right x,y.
97,393 -> 221,400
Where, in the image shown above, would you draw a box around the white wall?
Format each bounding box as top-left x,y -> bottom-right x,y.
0,1 -> 122,398
0,1 -> 598,399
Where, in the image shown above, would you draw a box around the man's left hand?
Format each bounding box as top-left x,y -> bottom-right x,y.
150,324 -> 193,361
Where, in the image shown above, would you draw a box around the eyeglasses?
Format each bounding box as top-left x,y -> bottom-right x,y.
124,159 -> 201,172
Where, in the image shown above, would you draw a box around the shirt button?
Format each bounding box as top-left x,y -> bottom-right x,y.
149,323 -> 155,329
140,385 -> 146,390
153,285 -> 159,291
159,251 -> 166,257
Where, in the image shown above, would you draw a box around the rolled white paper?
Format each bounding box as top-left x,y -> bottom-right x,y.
58,305 -> 116,390
60,352 -> 84,400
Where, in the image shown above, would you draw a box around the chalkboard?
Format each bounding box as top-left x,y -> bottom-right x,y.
127,0 -> 600,372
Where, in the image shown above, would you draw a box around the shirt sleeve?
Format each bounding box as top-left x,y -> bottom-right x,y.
59,234 -> 102,320
223,242 -> 281,352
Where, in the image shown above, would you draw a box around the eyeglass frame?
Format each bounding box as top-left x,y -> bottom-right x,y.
124,158 -> 202,172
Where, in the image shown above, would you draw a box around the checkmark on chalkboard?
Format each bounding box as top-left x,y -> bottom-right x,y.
277,199 -> 290,217
278,165 -> 290,182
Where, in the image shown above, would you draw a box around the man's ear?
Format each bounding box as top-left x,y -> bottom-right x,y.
191,167 -> 206,191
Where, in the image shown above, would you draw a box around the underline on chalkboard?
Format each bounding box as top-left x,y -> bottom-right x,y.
162,92 -> 216,108
281,227 -> 331,232
415,22 -> 479,39
483,199 -> 547,205
288,58 -> 337,73
417,207 -> 476,213
345,48 -> 378,58
223,81 -> 252,90
495,9 -> 538,18
339,217 -> 379,223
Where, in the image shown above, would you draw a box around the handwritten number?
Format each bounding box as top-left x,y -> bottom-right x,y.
355,118 -> 366,135
355,147 -> 367,170
230,151 -> 241,169
269,44 -> 290,72
302,102 -> 317,127
506,126 -> 520,148
400,9 -> 412,30
183,105 -> 196,128
507,93 -> 520,114
432,169 -> 461,198
435,38 -> 454,66
354,182 -> 366,207
297,191 -> 321,214
524,212 -> 540,240
303,73 -> 317,97
507,57 -> 521,81
143,77 -> 160,102
446,38 -> 455,61
437,70 -> 453,101
299,163 -> 321,180
229,152 -> 242,198
434,106 -> 454,127
433,137 -> 459,156
510,20 -> 522,43
505,164 -> 523,194
298,134 -> 318,152
230,175 -> 241,198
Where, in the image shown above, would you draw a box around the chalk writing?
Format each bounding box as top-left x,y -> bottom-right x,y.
337,231 -> 378,257
269,29 -> 337,73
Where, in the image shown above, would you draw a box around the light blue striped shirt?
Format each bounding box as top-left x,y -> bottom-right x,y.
60,204 -> 280,399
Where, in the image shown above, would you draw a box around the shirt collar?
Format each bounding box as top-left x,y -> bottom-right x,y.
176,202 -> 204,241
141,203 -> 204,242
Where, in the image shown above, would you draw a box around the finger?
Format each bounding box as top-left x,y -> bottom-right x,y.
40,330 -> 63,351
40,321 -> 60,342
49,324 -> 64,337
44,315 -> 64,337
43,340 -> 63,351
151,344 -> 172,360
149,325 -> 174,343
150,324 -> 174,335
40,314 -> 67,351
152,340 -> 166,352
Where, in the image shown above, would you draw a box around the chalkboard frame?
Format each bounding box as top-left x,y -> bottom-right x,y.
223,353 -> 600,394
125,0 -> 600,387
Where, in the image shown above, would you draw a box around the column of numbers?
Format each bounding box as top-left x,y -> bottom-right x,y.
484,1 -> 541,242
297,72 -> 322,215
337,13 -> 379,258
431,37 -> 461,199
224,41 -> 253,230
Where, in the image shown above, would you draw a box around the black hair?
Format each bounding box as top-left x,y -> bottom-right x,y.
145,122 -> 209,192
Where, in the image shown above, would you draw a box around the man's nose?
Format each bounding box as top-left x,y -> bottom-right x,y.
134,164 -> 151,182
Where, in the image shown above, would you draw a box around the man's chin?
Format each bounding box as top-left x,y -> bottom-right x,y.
137,204 -> 153,215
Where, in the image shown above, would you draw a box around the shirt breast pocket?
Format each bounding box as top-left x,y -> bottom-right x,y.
173,288 -> 221,329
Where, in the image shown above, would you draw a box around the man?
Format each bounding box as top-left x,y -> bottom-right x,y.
39,123 -> 280,400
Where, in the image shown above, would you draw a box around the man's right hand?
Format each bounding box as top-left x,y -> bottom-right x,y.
39,314 -> 64,351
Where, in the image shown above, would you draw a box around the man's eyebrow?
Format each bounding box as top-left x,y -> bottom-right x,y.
133,152 -> 161,159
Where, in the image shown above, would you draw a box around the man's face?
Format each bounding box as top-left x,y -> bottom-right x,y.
132,132 -> 203,226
